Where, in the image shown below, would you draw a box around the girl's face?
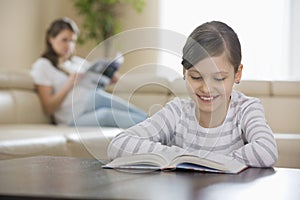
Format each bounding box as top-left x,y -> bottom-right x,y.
184,53 -> 242,116
49,29 -> 77,60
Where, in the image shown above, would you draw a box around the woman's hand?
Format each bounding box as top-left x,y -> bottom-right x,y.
67,73 -> 84,89
110,72 -> 120,84
37,72 -> 85,115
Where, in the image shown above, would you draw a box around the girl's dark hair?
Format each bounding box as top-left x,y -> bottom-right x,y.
182,21 -> 241,73
41,17 -> 80,68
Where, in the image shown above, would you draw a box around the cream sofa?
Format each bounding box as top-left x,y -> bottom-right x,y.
1,68 -> 300,168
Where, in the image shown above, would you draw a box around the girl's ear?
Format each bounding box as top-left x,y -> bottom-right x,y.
235,64 -> 243,84
183,68 -> 186,80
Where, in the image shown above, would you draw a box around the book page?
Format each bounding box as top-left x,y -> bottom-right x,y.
168,155 -> 228,171
104,153 -> 169,169
204,152 -> 247,173
168,153 -> 247,174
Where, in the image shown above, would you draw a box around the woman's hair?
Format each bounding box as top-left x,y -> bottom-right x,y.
42,17 -> 80,68
182,21 -> 241,73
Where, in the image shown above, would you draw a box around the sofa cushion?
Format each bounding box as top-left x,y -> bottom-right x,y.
233,80 -> 271,97
0,125 -> 68,160
263,97 -> 300,133
0,68 -> 34,90
272,81 -> 300,96
259,81 -> 300,133
0,68 -> 51,124
0,125 -> 122,160
275,133 -> 300,168
0,90 -> 50,124
65,127 -> 122,160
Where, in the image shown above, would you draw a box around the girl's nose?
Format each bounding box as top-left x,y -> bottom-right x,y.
199,80 -> 211,94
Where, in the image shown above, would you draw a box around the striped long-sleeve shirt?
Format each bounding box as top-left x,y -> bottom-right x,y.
108,90 -> 278,167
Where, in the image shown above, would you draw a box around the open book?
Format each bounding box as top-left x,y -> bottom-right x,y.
63,53 -> 124,89
83,53 -> 124,88
103,153 -> 248,174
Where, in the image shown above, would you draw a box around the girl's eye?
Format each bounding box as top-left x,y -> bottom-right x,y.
214,77 -> 226,81
191,76 -> 202,80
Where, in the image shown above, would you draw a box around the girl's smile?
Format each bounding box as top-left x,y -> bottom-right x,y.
196,94 -> 220,103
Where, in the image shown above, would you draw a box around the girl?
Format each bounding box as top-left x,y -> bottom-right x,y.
31,17 -> 147,128
107,21 -> 278,167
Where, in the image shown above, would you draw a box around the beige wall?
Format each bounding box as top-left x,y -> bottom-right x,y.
0,0 -> 159,73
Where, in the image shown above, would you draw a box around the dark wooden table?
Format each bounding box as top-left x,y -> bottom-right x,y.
0,156 -> 299,200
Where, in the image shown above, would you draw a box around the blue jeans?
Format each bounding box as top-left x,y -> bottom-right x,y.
70,89 -> 148,128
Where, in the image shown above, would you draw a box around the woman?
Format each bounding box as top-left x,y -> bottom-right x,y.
31,17 -> 147,128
